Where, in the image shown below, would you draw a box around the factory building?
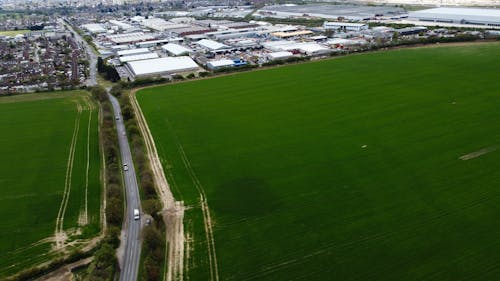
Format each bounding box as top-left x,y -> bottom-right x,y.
126,57 -> 199,78
116,48 -> 151,57
206,59 -> 236,70
119,53 -> 159,63
107,32 -> 155,45
323,22 -> 368,32
196,39 -> 231,51
267,51 -> 293,60
410,8 -> 500,27
162,43 -> 193,56
82,24 -> 107,34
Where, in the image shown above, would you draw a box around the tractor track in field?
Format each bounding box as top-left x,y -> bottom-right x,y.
54,101 -> 82,249
80,97 -> 95,226
129,90 -> 187,281
130,88 -> 220,281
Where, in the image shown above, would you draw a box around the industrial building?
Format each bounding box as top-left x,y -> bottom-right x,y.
126,57 -> 199,77
107,32 -> 155,45
196,39 -> 231,51
161,43 -> 193,56
206,59 -> 235,69
116,48 -> 151,57
82,23 -> 107,34
410,8 -> 500,27
262,41 -> 331,56
267,51 -> 293,60
395,26 -> 427,35
256,4 -> 406,21
323,22 -> 368,32
119,53 -> 159,63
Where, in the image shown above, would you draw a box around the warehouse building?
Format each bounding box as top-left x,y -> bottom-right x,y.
196,39 -> 231,51
206,59 -> 235,70
82,23 -> 107,34
267,51 -> 293,60
410,8 -> 500,27
161,43 -> 193,56
395,26 -> 427,35
107,32 -> 155,45
119,53 -> 159,63
323,22 -> 368,32
126,57 -> 199,77
116,48 -> 151,57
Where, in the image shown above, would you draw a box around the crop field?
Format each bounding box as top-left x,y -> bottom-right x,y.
0,29 -> 30,36
0,91 -> 101,277
136,42 -> 500,280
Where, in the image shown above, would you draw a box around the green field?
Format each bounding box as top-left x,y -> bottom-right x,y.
0,92 -> 101,277
0,29 -> 30,36
137,43 -> 500,280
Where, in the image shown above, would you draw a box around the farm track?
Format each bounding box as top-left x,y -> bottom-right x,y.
54,101 -> 82,249
0,93 -> 107,279
129,91 -> 188,281
81,97 -> 95,226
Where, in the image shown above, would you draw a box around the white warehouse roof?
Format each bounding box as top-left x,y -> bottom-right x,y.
207,59 -> 235,69
119,53 -> 159,63
82,23 -> 107,33
127,56 -> 199,77
107,32 -> 155,44
267,51 -> 293,60
161,43 -> 193,56
117,48 -> 151,56
109,20 -> 133,30
196,39 -> 230,50
410,8 -> 500,26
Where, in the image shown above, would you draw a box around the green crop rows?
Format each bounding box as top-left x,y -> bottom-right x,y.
137,43 -> 500,280
0,91 -> 101,277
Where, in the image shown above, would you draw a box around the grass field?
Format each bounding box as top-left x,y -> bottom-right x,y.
0,29 -> 30,36
0,91 -> 101,277
136,42 -> 500,280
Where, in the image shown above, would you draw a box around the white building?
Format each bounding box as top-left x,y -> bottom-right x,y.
323,22 -> 368,31
126,57 -> 199,77
117,48 -> 151,57
109,20 -> 133,30
82,23 -> 107,34
119,53 -> 159,63
410,8 -> 500,27
107,32 -> 155,45
161,43 -> 193,56
206,59 -> 235,70
267,51 -> 293,60
196,39 -> 231,51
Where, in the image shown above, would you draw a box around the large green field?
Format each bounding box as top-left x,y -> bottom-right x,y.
0,92 -> 101,277
137,43 -> 500,280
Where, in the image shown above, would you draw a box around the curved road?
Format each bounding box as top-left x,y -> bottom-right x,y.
109,93 -> 142,281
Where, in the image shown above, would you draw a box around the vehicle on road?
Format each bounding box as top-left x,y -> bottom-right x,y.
134,209 -> 140,220
116,116 -> 120,120
123,163 -> 129,171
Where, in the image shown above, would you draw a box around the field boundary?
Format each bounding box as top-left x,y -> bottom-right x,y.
129,89 -> 187,281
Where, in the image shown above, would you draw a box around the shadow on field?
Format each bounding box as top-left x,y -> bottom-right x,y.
211,178 -> 280,217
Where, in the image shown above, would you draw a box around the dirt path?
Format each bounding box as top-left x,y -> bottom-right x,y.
129,90 -> 186,281
460,145 -> 498,160
55,101 -> 83,249
35,257 -> 93,281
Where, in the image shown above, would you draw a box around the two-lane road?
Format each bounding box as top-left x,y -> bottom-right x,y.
109,93 -> 142,281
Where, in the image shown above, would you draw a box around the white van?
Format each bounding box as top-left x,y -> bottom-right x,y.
133,209 -> 140,220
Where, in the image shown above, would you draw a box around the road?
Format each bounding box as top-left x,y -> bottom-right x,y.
60,18 -> 98,86
109,93 -> 142,281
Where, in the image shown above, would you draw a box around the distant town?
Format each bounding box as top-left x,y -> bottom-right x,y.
1,1 -> 499,93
